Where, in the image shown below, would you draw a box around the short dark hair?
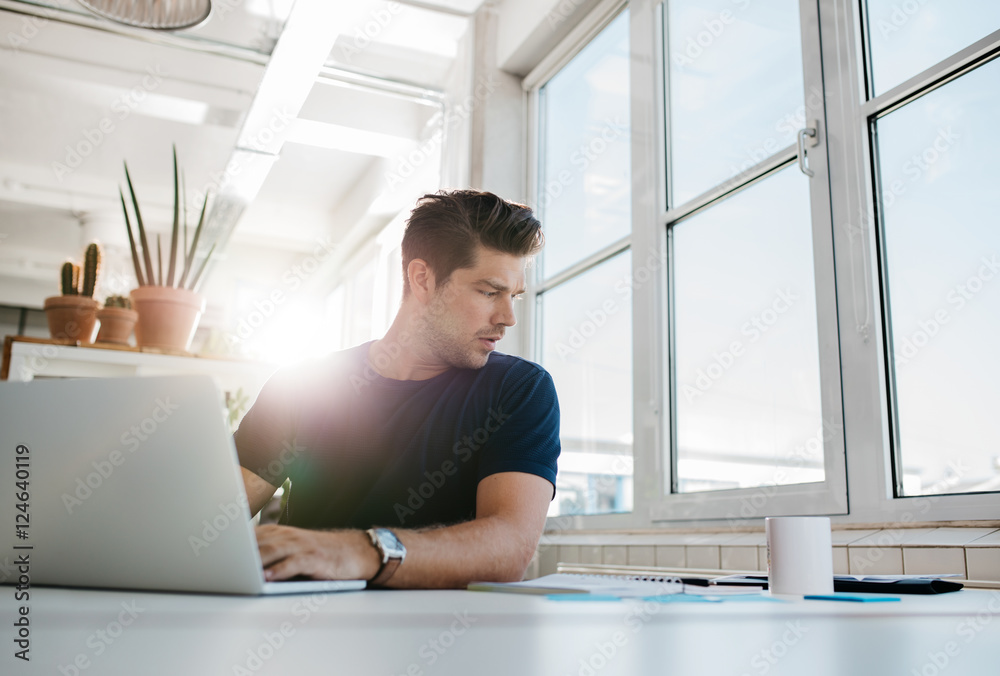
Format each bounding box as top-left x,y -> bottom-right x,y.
401,189 -> 544,294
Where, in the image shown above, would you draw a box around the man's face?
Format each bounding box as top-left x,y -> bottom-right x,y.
419,246 -> 527,370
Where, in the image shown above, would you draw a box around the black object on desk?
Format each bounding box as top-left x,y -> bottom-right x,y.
833,578 -> 963,594
711,575 -> 964,594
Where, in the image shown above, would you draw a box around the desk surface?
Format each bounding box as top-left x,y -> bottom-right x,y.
5,586 -> 999,675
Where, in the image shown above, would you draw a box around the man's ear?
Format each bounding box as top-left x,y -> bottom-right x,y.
407,258 -> 436,302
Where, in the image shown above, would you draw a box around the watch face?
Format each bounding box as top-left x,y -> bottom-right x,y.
375,528 -> 405,558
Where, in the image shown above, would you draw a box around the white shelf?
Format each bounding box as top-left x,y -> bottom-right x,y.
2,336 -> 277,401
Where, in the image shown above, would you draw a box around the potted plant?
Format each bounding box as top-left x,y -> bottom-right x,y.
120,146 -> 216,353
43,242 -> 102,343
95,295 -> 138,345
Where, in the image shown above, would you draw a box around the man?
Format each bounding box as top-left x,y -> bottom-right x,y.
235,189 -> 560,589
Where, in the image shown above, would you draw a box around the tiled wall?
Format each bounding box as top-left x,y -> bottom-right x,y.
529,527 -> 1000,584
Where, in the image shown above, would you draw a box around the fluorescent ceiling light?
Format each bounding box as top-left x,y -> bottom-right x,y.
284,119 -> 414,158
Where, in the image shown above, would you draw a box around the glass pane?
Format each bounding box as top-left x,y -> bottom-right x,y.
876,58 -> 1000,496
865,0 -> 1000,96
541,251 -> 633,515
538,11 -> 630,279
673,167 -> 824,492
666,0 -> 803,206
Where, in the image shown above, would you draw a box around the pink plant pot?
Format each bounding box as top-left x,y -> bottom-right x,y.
43,296 -> 99,343
95,307 -> 139,345
130,286 -> 205,352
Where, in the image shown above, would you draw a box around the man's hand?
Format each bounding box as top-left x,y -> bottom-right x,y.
255,525 -> 381,582
253,472 -> 551,588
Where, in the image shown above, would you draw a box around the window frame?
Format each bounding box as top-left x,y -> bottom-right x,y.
845,8 -> 1000,521
527,0 -> 1000,532
524,0 -> 646,531
652,0 -> 848,522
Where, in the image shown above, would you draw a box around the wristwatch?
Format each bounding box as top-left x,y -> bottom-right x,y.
366,528 -> 406,586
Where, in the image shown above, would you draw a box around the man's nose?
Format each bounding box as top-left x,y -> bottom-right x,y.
494,297 -> 516,327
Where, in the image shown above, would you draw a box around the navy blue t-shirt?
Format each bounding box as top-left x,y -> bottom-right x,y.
234,343 -> 560,530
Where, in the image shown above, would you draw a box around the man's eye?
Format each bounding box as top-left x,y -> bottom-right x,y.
512,294 -> 524,302
481,291 -> 497,298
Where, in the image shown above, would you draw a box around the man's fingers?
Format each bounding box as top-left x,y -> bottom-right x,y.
264,556 -> 305,581
253,526 -> 373,581
255,524 -> 300,568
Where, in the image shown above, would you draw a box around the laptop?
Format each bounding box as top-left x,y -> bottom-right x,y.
0,374 -> 366,596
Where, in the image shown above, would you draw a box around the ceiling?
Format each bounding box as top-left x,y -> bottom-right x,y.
0,0 -> 484,313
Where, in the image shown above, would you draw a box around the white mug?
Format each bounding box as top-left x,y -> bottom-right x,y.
766,516 -> 834,595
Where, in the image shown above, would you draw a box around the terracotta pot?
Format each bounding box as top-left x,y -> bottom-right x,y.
43,296 -> 99,342
130,286 -> 206,352
95,306 -> 138,345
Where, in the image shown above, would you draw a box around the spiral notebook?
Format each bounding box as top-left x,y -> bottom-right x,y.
468,573 -> 685,597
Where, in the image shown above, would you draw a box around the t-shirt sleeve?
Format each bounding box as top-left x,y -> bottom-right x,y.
476,365 -> 561,496
233,368 -> 301,487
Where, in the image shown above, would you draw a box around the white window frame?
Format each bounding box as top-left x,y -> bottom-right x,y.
829,3 -> 1000,524
523,0 -> 645,531
651,0 -> 848,523
527,0 -> 1000,532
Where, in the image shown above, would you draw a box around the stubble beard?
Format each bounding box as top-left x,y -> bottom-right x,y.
421,316 -> 492,370
417,303 -> 495,371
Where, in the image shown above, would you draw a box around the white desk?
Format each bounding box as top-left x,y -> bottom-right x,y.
7,586 -> 999,675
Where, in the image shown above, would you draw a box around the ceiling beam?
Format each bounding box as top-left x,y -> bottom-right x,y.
191,0 -> 349,284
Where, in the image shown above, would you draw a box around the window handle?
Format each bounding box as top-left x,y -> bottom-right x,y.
797,121 -> 819,177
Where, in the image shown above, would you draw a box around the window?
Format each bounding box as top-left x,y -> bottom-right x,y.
656,0 -> 846,518
531,9 -> 633,516
867,6 -> 1000,497
529,0 -> 1000,526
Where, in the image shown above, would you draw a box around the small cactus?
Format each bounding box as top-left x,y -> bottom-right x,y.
60,261 -> 78,295
82,242 -> 101,298
104,295 -> 132,310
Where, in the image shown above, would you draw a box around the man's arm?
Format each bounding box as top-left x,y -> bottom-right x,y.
254,471 -> 552,588
241,466 -> 280,517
